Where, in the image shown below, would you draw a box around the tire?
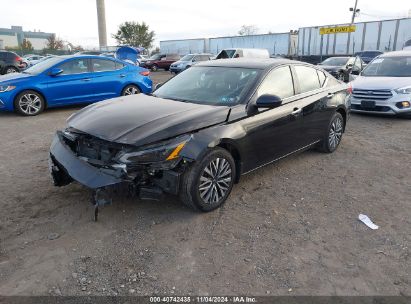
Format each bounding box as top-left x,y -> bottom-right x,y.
14,90 -> 45,116
5,66 -> 18,74
121,84 -> 141,96
317,112 -> 344,153
164,67 -> 169,71
151,64 -> 158,72
180,148 -> 236,212
338,72 -> 347,82
185,65 -> 191,70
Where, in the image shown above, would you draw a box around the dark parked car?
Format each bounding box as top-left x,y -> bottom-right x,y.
354,50 -> 383,64
0,51 -> 24,74
142,53 -> 180,71
318,56 -> 363,82
49,58 -> 349,216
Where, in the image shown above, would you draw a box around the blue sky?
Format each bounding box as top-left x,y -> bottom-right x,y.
3,0 -> 410,48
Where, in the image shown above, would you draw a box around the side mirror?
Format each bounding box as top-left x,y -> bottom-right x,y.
154,83 -> 163,90
256,94 -> 282,109
49,68 -> 63,76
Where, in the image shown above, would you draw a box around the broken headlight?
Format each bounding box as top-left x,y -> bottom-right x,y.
117,135 -> 191,165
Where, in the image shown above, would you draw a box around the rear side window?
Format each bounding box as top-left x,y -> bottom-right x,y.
92,59 -> 117,72
257,66 -> 295,99
294,65 -> 321,93
317,70 -> 326,86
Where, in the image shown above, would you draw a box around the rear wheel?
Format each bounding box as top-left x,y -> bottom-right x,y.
14,90 -> 45,116
5,66 -> 18,74
318,112 -> 344,153
180,148 -> 236,212
121,84 -> 141,96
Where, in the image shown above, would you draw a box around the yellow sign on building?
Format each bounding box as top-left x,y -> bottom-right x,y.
319,25 -> 356,35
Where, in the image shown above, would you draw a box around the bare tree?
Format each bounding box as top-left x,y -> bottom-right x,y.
238,25 -> 259,36
46,34 -> 64,50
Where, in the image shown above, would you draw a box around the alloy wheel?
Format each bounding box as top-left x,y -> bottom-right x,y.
199,157 -> 232,204
328,117 -> 343,150
124,86 -> 139,95
18,93 -> 42,115
6,68 -> 17,74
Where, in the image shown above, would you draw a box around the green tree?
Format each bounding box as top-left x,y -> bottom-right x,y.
46,34 -> 64,50
21,39 -> 34,51
113,21 -> 155,49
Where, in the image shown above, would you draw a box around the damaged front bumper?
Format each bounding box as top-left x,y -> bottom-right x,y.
49,132 -> 183,199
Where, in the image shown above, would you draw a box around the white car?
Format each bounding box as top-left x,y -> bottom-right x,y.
25,55 -> 45,67
350,50 -> 411,117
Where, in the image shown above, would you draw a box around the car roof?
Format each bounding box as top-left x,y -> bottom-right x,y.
196,58 -> 300,69
380,50 -> 411,57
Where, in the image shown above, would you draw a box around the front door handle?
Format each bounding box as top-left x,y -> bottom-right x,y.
82,78 -> 91,82
327,92 -> 335,99
291,107 -> 302,116
119,74 -> 126,78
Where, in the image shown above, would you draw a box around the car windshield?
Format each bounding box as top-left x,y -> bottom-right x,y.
320,57 -> 349,66
23,57 -> 63,75
180,55 -> 194,61
154,66 -> 260,106
362,56 -> 411,77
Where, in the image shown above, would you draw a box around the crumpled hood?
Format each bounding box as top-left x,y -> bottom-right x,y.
352,76 -> 411,90
67,94 -> 230,146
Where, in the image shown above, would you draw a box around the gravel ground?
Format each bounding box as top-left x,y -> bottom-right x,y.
0,71 -> 410,296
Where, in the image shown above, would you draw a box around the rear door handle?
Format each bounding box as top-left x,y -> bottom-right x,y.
291,107 -> 302,116
327,93 -> 335,99
82,78 -> 91,82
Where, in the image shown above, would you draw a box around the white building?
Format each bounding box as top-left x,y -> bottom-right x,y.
0,26 -> 54,50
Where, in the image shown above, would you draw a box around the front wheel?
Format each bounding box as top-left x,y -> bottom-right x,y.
151,64 -> 158,72
14,90 -> 45,116
121,84 -> 141,96
338,72 -> 347,82
318,112 -> 344,153
180,148 -> 236,212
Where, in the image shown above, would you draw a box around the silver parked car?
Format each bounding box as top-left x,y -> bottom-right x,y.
169,53 -> 212,74
350,50 -> 411,117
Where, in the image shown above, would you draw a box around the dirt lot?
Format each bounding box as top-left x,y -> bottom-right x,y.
0,71 -> 410,296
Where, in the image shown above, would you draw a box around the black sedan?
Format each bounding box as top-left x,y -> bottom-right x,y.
49,58 -> 350,214
318,56 -> 364,82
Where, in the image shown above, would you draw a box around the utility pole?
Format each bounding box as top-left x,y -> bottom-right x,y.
96,0 -> 107,48
350,0 -> 360,24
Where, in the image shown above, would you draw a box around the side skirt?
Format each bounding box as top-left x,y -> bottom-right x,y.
242,140 -> 321,176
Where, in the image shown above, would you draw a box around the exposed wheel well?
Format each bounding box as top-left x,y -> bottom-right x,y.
217,142 -> 242,183
14,89 -> 48,109
336,108 -> 347,131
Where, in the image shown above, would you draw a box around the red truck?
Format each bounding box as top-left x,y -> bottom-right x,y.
141,53 -> 180,71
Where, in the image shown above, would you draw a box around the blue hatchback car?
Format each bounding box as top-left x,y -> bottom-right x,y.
0,55 -> 152,116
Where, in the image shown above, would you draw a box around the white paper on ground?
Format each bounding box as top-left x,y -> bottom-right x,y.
358,214 -> 379,230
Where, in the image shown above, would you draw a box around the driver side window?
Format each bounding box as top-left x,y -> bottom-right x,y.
59,59 -> 89,75
257,66 -> 295,99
